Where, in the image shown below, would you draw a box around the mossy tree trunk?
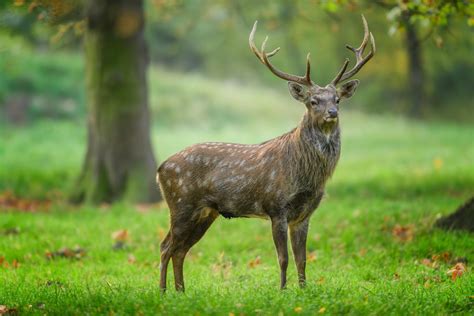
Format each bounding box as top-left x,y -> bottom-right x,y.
71,0 -> 160,204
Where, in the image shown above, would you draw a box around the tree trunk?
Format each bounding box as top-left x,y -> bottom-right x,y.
70,0 -> 160,204
436,197 -> 474,233
402,13 -> 425,117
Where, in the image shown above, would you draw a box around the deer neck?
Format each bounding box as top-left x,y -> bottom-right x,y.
286,112 -> 341,190
295,112 -> 341,151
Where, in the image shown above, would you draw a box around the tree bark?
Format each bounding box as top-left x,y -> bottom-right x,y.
436,197 -> 474,233
70,0 -> 160,204
402,13 -> 425,118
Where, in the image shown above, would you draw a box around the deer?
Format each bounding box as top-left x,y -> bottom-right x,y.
157,15 -> 375,292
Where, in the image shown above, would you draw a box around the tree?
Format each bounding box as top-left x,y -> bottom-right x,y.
436,197 -> 474,232
10,0 -> 161,204
71,0 -> 159,204
320,0 -> 473,117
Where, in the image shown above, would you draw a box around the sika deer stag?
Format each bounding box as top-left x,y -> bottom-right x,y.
157,15 -> 375,292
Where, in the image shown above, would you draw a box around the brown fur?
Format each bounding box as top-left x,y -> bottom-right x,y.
158,16 -> 374,291
157,84 -> 350,291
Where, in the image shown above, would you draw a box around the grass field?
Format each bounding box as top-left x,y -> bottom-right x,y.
1,68 -> 473,315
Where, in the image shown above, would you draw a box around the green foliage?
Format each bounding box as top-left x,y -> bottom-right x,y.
1,63 -> 473,315
0,44 -> 85,120
0,1 -> 473,122
0,113 -> 473,314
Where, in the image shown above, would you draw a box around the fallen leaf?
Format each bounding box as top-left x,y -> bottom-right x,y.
432,252 -> 451,263
307,251 -> 317,262
294,307 -> 303,313
319,307 -> 326,313
111,229 -> 129,242
45,247 -> 86,260
358,248 -> 367,257
447,262 -> 467,281
317,277 -> 325,285
0,191 -> 51,212
420,258 -> 433,267
11,259 -> 19,269
128,254 -> 136,264
392,224 -> 414,242
0,305 -> 17,315
248,256 -> 261,268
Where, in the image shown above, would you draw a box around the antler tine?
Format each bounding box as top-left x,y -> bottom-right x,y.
249,20 -> 313,86
305,53 -> 311,84
331,14 -> 376,85
331,58 -> 349,85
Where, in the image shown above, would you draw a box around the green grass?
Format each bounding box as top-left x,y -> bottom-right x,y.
1,68 -> 473,315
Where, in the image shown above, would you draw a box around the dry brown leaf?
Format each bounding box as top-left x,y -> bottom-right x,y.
420,258 -> 433,267
307,251 -> 317,262
432,252 -> 451,263
11,259 -> 19,269
0,305 -> 17,315
317,277 -> 325,285
111,229 -> 129,242
392,224 -> 414,242
248,256 -> 261,268
447,262 -> 467,281
45,247 -> 86,260
128,254 -> 136,264
0,191 -> 51,212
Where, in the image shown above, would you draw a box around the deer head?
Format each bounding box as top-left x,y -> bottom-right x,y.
249,15 -> 375,130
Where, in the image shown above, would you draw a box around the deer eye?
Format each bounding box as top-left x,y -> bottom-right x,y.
310,100 -> 318,106
336,98 -> 340,104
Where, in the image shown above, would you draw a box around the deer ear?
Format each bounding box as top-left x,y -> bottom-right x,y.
338,79 -> 359,99
288,82 -> 308,102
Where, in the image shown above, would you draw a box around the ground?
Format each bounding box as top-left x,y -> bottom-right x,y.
0,68 -> 473,315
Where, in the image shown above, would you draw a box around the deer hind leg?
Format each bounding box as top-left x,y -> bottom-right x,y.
159,231 -> 173,292
171,209 -> 218,292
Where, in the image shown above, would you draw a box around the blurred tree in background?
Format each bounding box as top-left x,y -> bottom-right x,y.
1,0 -> 159,204
0,0 -> 472,204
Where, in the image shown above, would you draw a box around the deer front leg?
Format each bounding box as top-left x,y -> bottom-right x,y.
271,217 -> 289,289
290,219 -> 309,288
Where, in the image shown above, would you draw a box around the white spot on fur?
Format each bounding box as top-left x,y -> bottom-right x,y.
178,178 -> 183,186
186,171 -> 192,177
175,166 -> 181,173
166,179 -> 171,187
270,170 -> 276,180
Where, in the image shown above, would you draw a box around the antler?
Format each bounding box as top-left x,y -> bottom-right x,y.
249,21 -> 313,86
331,15 -> 376,86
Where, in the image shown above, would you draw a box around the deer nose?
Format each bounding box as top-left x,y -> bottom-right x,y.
328,108 -> 338,118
